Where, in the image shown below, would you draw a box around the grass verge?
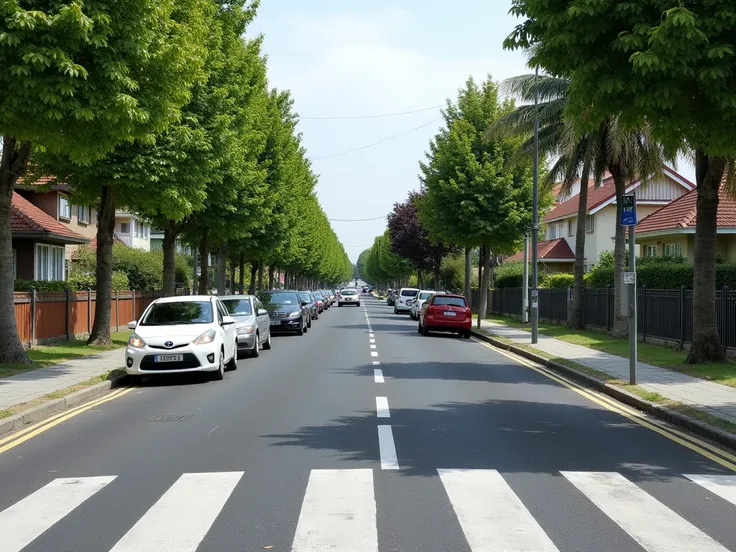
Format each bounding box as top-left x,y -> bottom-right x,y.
0,368 -> 127,419
0,331 -> 131,379
484,315 -> 736,388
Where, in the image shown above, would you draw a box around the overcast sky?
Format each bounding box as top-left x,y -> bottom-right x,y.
250,1 -> 696,263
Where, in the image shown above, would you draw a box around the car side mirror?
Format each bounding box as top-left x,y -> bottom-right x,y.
258,308 -> 268,316
127,320 -> 137,330
222,315 -> 236,326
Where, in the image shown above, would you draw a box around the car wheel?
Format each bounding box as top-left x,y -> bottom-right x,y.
393,307 -> 398,314
339,303 -> 343,307
417,321 -> 423,333
263,330 -> 272,350
211,349 -> 225,380
251,331 -> 261,358
296,323 -> 304,336
422,323 -> 429,336
314,312 -> 319,320
226,341 -> 238,369
307,316 -> 312,329
464,331 -> 472,339
356,302 -> 361,307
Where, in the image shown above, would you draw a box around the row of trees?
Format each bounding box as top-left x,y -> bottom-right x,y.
0,0 -> 351,363
503,1 -> 733,363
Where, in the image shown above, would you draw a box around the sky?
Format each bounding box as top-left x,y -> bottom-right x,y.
249,1 -> 696,263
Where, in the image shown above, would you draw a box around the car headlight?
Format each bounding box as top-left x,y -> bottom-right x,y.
237,325 -> 255,335
128,334 -> 146,349
290,310 -> 302,317
193,329 -> 217,345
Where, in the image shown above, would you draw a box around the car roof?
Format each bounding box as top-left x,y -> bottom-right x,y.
419,290 -> 438,294
217,295 -> 254,301
431,293 -> 466,299
399,287 -> 419,291
154,295 -> 214,304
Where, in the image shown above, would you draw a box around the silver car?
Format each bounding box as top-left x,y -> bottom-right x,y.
219,295 -> 272,358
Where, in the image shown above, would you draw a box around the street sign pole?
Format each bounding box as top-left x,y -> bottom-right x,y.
522,231 -> 529,324
531,66 -> 540,344
621,194 -> 638,385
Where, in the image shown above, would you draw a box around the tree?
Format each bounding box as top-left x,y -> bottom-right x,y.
419,76 -> 541,319
0,0 -> 209,359
387,191 -> 451,288
505,1 -> 733,359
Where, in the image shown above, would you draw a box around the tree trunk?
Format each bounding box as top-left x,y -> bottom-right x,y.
478,246 -> 484,293
88,184 -> 116,346
478,244 -> 492,321
238,253 -> 245,294
464,247 -> 472,300
610,168 -> 628,337
216,242 -> 227,295
0,136 -> 32,363
248,262 -> 257,295
688,152 -> 727,363
569,164 -> 590,330
257,260 -> 264,292
230,255 -> 236,294
198,231 -> 209,294
162,221 -> 180,297
191,247 -> 198,294
268,265 -> 275,290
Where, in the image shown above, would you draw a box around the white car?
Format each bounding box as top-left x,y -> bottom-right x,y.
125,295 -> 238,381
410,290 -> 438,320
394,287 -> 419,314
338,288 -> 361,306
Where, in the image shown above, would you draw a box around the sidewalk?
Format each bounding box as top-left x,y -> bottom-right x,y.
478,320 -> 736,425
0,349 -> 124,410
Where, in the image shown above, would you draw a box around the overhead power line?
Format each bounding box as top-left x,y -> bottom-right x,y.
328,215 -> 387,222
301,105 -> 442,120
312,118 -> 443,161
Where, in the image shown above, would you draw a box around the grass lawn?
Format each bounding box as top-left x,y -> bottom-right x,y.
485,315 -> 736,388
0,331 -> 131,379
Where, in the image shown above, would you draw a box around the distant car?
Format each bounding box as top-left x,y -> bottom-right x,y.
394,287 -> 419,314
318,289 -> 332,308
220,295 -> 272,357
299,291 -> 319,323
312,291 -> 326,313
258,290 -> 310,335
418,293 -> 472,338
387,290 -> 396,306
362,286 -> 369,293
338,288 -> 361,307
410,290 -> 438,320
125,295 -> 237,380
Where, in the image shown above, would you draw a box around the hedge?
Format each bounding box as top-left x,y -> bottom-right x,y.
15,271 -> 129,292
584,261 -> 736,289
496,262 -> 549,288
546,273 -> 574,288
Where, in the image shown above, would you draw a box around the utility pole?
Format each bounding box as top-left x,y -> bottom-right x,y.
621,193 -> 638,384
522,231 -> 529,323
531,65 -> 540,343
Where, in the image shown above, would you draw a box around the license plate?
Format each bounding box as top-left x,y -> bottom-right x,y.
154,354 -> 183,363
444,311 -> 457,316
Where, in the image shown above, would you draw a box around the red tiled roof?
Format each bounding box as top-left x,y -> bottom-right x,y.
17,175 -> 69,189
636,185 -> 736,233
506,238 -> 575,262
11,192 -> 88,242
89,235 -> 127,250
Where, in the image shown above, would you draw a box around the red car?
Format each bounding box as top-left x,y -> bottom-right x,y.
418,293 -> 472,338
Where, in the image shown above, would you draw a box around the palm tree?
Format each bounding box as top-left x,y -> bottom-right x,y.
489,74 -> 670,335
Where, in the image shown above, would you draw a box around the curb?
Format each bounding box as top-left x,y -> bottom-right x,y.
0,374 -> 129,438
471,330 -> 736,451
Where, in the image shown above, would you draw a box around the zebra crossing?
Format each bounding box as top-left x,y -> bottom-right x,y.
1,468 -> 734,552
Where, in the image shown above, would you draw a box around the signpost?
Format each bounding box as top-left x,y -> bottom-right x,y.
621,194 -> 637,384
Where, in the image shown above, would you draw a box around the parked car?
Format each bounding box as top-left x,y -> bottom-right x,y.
219,295 -> 272,357
362,285 -> 369,293
338,288 -> 361,307
299,290 -> 319,322
418,293 -> 472,338
387,289 -> 396,306
258,290 -> 310,335
394,287 -> 419,314
322,289 -> 335,306
125,296 -> 237,380
314,290 -> 328,310
410,290 -> 438,320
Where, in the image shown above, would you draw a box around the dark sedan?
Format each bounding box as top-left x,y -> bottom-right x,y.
258,290 -> 310,336
298,290 -> 319,323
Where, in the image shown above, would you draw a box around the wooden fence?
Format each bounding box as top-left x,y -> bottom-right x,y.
14,289 -> 187,346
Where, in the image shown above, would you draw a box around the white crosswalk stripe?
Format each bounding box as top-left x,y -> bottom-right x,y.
438,469 -> 560,552
291,468 -> 378,552
109,471 -> 242,552
0,475 -> 116,552
0,469 -> 733,551
562,471 -> 730,552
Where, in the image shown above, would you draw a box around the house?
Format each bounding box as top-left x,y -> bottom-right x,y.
542,166 -> 694,271
115,210 -> 152,251
636,185 -> 736,261
505,238 -> 575,274
11,192 -> 88,281
149,228 -> 192,255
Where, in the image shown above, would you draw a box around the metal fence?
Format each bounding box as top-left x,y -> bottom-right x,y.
488,286 -> 736,350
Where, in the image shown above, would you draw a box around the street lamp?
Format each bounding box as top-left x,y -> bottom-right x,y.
531,65 -> 540,343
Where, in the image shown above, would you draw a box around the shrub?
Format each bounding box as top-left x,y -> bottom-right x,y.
583,260 -> 736,289
637,255 -> 687,266
546,273 -> 574,288
66,271 -> 129,291
495,261 -> 548,288
14,280 -> 68,292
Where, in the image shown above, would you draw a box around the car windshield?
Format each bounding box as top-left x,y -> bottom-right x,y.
433,296 -> 467,307
299,292 -> 313,303
221,299 -> 253,317
140,301 -> 213,326
313,291 -> 323,298
419,292 -> 433,300
342,290 -> 357,296
259,291 -> 300,308
401,289 -> 419,297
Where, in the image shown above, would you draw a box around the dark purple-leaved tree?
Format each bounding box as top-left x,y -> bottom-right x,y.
387,191 -> 452,288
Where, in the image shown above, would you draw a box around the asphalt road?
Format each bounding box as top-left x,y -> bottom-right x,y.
0,294 -> 735,552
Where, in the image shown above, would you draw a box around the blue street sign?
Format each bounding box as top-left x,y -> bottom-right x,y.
620,194 -> 637,226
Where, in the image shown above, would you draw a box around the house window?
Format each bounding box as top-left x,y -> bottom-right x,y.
77,205 -> 89,224
644,245 -> 657,258
568,218 -> 576,236
664,242 -> 684,257
585,214 -> 595,233
58,195 -> 71,220
549,224 -> 557,239
35,244 -> 65,281
120,222 -> 130,234
134,223 -> 139,238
